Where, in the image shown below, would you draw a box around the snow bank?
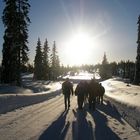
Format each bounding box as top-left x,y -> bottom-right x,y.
105,96 -> 140,133
0,89 -> 62,114
0,85 -> 33,94
0,76 -> 62,114
103,78 -> 140,133
0,73 -> 140,134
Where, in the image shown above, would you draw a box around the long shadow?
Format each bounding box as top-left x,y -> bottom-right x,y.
96,101 -> 124,124
88,105 -> 122,140
72,109 -> 94,140
39,110 -> 69,140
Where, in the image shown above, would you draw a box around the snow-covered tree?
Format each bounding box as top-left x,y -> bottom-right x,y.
1,0 -> 30,85
34,38 -> 43,80
134,15 -> 140,85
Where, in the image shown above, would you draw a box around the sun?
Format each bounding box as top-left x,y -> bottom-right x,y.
64,31 -> 94,65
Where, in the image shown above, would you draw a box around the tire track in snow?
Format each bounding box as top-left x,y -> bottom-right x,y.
0,94 -> 63,128
0,95 -> 65,140
0,93 -> 140,140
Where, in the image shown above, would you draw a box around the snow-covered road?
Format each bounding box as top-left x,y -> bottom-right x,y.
0,94 -> 139,140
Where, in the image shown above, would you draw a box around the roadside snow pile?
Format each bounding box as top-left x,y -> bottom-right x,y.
0,85 -> 32,94
0,73 -> 140,134
22,73 -> 51,93
0,73 -> 62,114
0,88 -> 62,114
102,78 -> 140,133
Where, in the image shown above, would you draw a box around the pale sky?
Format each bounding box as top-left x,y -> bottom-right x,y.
0,0 -> 140,66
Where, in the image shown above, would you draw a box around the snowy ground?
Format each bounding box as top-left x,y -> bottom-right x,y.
0,73 -> 63,113
0,74 -> 140,140
102,78 -> 140,134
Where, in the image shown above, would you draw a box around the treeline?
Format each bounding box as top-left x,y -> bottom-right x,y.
95,53 -> 135,81
0,49 -> 136,83
33,38 -> 60,81
0,0 -> 140,86
54,53 -> 136,82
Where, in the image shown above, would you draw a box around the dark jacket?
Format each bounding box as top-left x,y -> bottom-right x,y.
99,83 -> 105,96
62,80 -> 73,96
75,81 -> 88,97
88,79 -> 99,98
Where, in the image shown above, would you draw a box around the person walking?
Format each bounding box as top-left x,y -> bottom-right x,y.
98,83 -> 105,104
75,81 -> 89,109
88,79 -> 99,110
62,78 -> 73,110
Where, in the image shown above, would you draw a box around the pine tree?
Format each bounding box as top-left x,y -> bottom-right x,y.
109,62 -> 117,76
1,0 -> 30,85
134,15 -> 140,84
1,0 -> 17,84
55,55 -> 60,77
99,52 -> 110,79
102,52 -> 108,65
42,39 -> 50,80
34,38 -> 43,80
50,41 -> 60,80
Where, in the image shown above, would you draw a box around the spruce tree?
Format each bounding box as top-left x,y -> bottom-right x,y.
42,39 -> 50,80
1,0 -> 17,84
102,53 -> 108,65
50,41 -> 60,80
99,52 -> 110,79
134,15 -> 140,84
55,55 -> 60,77
1,0 -> 30,85
34,38 -> 43,80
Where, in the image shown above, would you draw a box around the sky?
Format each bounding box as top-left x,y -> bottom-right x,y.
0,0 -> 140,66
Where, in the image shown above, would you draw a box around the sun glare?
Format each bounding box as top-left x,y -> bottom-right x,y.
64,31 -> 95,65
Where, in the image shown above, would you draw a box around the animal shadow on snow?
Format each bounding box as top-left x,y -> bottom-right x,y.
39,110 -> 69,140
87,101 -> 124,140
